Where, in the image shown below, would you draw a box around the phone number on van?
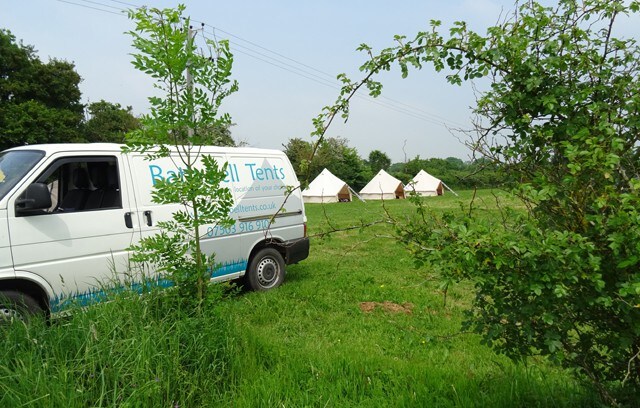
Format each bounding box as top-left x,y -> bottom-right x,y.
206,219 -> 272,238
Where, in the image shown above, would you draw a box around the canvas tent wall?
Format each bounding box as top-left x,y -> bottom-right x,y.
359,169 -> 405,200
410,170 -> 444,196
302,168 -> 352,203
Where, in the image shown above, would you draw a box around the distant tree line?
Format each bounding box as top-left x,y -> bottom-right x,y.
390,156 -> 506,190
283,137 -> 371,190
0,29 -> 236,151
284,136 -> 506,191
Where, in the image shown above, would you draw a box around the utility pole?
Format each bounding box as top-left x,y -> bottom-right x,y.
186,24 -> 194,139
402,139 -> 408,163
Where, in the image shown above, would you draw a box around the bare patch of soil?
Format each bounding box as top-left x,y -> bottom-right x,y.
359,301 -> 414,315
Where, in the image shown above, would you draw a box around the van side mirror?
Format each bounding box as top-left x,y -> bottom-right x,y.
16,183 -> 52,215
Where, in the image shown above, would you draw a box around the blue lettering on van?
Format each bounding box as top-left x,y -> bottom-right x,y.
225,163 -> 240,183
149,165 -> 185,186
244,163 -> 286,181
149,164 -> 163,185
150,163 -> 240,186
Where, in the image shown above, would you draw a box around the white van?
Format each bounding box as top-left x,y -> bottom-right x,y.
0,143 -> 309,318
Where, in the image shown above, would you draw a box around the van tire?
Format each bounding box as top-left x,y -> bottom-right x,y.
245,248 -> 285,291
0,290 -> 43,323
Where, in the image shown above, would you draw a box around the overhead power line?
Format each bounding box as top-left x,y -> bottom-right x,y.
198,21 -> 467,129
55,0 -> 468,130
55,0 -> 123,16
75,0 -> 123,11
199,22 -> 336,82
105,0 -> 138,7
200,28 -> 440,124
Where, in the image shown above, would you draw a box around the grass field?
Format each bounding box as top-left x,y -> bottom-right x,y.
1,190 -> 603,407
221,191 -> 599,407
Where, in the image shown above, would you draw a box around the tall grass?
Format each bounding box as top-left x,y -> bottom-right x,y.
1,287 -> 232,407
1,190 -> 604,407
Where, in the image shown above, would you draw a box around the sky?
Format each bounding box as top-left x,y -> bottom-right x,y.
1,1 -> 638,163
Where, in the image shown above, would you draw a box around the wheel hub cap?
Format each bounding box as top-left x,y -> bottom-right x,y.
257,258 -> 279,287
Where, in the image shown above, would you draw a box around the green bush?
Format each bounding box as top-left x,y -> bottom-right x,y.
314,0 -> 640,403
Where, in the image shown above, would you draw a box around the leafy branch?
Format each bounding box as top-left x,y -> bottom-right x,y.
125,5 -> 237,310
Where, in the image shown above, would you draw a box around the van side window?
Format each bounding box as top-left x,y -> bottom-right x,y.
34,157 -> 121,214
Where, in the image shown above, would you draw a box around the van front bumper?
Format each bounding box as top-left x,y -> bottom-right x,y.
284,237 -> 309,265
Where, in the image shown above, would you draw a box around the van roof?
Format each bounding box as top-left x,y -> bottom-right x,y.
4,143 -> 285,156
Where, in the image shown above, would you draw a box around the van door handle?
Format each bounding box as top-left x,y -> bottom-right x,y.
124,212 -> 133,228
144,210 -> 152,226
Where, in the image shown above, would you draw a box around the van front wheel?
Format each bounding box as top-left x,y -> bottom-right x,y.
0,290 -> 43,323
246,248 -> 285,291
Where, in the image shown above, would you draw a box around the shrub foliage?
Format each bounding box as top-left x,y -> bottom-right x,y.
316,0 -> 640,402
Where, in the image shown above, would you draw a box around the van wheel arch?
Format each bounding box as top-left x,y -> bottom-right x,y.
248,239 -> 287,265
245,240 -> 287,291
0,279 -> 49,317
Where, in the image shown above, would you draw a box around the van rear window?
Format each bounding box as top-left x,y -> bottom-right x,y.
0,150 -> 45,201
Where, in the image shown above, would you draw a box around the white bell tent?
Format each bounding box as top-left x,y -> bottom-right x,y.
408,169 -> 458,197
409,170 -> 444,196
359,169 -> 405,200
302,169 -> 353,203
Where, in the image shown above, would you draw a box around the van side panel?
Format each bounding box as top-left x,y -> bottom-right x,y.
226,154 -> 305,261
128,153 -> 246,280
129,151 -> 306,281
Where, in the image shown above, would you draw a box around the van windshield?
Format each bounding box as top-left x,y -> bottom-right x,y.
0,150 -> 45,201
